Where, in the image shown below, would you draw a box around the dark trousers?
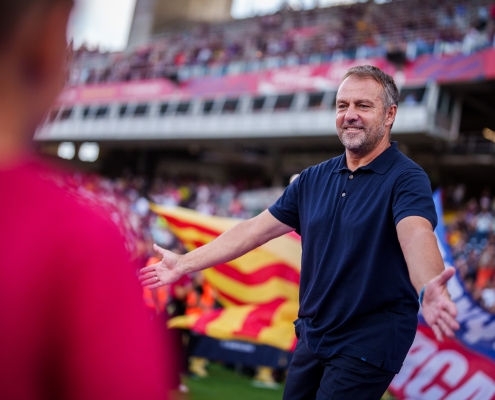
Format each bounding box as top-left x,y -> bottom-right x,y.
283,340 -> 396,400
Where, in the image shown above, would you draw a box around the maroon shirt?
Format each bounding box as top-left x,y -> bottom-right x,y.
0,158 -> 170,399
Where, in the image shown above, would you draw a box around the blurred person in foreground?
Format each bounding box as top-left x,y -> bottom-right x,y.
0,1 -> 169,399
140,65 -> 459,399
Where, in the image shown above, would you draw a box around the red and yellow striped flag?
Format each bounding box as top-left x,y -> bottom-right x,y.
150,204 -> 301,351
168,299 -> 298,351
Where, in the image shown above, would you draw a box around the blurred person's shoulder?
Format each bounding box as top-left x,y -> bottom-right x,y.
0,156 -> 127,257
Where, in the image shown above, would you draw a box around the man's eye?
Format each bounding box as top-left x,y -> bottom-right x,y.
360,105 -> 369,109
337,104 -> 347,109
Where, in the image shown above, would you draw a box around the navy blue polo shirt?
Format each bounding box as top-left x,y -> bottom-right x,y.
268,142 -> 437,373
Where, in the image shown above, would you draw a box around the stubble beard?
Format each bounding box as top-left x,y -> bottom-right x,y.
337,122 -> 387,156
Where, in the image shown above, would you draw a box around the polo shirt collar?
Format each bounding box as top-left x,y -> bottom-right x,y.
334,142 -> 401,175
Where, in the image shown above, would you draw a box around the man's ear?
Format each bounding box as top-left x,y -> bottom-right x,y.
385,104 -> 398,128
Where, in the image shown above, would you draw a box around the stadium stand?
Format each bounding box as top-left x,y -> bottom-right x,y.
37,0 -> 495,273
68,0 -> 495,85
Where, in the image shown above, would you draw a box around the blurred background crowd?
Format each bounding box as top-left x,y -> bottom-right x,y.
444,185 -> 495,312
57,169 -> 495,317
69,0 -> 495,85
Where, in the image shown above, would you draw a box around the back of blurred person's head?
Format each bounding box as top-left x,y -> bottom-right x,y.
0,0 -> 73,163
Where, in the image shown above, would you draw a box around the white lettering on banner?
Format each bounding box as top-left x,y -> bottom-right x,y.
391,331 -> 438,390
262,67 -> 335,91
444,372 -> 495,400
270,66 -> 313,85
404,350 -> 468,399
463,314 -> 495,347
391,330 -> 495,400
456,297 -> 484,324
219,341 -> 256,353
122,83 -> 163,96
445,272 -> 495,348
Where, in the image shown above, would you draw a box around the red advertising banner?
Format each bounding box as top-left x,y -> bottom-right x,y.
58,79 -> 180,104
389,325 -> 495,400
59,49 -> 495,105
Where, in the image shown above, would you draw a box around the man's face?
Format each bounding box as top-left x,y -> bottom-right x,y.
335,75 -> 392,155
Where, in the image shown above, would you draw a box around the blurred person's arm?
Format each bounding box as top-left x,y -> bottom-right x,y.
139,210 -> 294,288
64,214 -> 170,399
397,216 -> 460,342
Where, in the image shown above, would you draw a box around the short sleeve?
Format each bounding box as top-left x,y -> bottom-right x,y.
393,169 -> 437,229
268,174 -> 301,232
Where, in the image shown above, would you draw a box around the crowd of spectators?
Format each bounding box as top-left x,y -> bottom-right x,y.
69,0 -> 495,86
444,185 -> 495,313
55,171 -> 267,264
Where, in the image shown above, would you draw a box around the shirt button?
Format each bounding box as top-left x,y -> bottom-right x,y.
342,192 -> 346,197
349,174 -> 354,180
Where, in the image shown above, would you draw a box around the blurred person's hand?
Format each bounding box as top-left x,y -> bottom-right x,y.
139,244 -> 184,288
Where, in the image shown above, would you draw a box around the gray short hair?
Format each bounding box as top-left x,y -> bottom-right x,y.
342,65 -> 399,111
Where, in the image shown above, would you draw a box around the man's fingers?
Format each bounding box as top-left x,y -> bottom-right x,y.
141,277 -> 161,287
441,309 -> 460,331
444,297 -> 458,319
140,264 -> 157,274
437,318 -> 455,338
435,267 -> 455,287
148,281 -> 165,290
431,324 -> 443,342
153,243 -> 166,256
138,271 -> 156,282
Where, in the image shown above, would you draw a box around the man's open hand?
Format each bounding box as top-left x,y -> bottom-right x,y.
422,267 -> 460,342
138,244 -> 184,288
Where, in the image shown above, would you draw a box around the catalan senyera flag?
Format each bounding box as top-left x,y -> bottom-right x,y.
150,204 -> 301,351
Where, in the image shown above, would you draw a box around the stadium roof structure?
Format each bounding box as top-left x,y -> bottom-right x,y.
128,0 -> 233,48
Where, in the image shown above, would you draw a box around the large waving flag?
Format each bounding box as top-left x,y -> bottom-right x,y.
389,190 -> 495,399
150,204 -> 301,351
168,299 -> 298,351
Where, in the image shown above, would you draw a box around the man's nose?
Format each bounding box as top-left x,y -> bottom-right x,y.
344,105 -> 359,122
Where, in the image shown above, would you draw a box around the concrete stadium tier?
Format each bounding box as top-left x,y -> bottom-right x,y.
35,86 -> 439,143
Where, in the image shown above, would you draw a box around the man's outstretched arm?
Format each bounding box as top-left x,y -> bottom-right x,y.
397,216 -> 460,342
139,210 -> 295,288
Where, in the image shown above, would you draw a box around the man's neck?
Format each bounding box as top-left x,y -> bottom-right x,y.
345,138 -> 391,171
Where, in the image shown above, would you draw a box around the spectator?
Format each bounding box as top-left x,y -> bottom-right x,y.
66,0 -> 495,85
186,272 -> 220,378
476,245 -> 495,290
474,199 -> 493,242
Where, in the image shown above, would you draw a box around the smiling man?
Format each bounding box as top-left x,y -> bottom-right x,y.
140,65 -> 459,399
